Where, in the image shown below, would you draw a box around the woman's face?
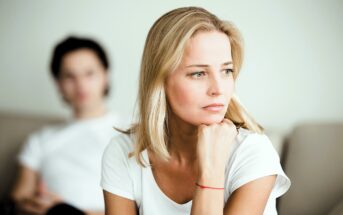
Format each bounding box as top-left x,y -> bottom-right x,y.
57,49 -> 108,110
166,31 -> 235,126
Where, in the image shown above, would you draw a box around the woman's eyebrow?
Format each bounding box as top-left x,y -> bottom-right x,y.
186,61 -> 233,68
222,61 -> 233,66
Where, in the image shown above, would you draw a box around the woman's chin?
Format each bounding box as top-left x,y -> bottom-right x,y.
196,116 -> 225,125
177,113 -> 226,126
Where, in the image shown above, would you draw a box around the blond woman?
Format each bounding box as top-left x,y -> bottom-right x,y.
101,7 -> 291,215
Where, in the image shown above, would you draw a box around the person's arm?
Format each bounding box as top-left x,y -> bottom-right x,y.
190,119 -> 235,215
191,120 -> 278,215
11,165 -> 38,201
223,175 -> 276,214
191,174 -> 276,215
190,171 -> 226,215
11,165 -> 62,215
11,164 -> 48,215
101,136 -> 137,215
103,191 -> 137,215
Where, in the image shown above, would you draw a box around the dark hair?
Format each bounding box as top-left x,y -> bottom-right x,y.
50,36 -> 109,79
50,36 -> 110,95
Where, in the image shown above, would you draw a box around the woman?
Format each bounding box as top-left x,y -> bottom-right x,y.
101,7 -> 291,215
10,36 -> 124,215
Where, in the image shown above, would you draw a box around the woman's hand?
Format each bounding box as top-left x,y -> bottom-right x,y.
196,119 -> 238,187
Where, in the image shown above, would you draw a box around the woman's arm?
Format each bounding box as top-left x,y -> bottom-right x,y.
190,171 -> 226,215
191,174 -> 276,215
103,191 -> 137,215
191,120 -> 277,215
191,119 -> 235,215
223,175 -> 276,215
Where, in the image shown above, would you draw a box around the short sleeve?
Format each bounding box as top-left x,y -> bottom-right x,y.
229,133 -> 291,199
18,133 -> 43,171
101,135 -> 135,200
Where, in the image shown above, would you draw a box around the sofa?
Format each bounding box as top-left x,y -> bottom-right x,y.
0,111 -> 342,214
278,123 -> 343,215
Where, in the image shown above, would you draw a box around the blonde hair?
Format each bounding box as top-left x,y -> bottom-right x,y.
127,7 -> 263,166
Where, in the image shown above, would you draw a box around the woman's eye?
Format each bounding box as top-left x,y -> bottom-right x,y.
224,69 -> 233,75
190,71 -> 205,78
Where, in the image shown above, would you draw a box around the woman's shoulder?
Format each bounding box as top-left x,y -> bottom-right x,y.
104,111 -> 132,129
237,128 -> 271,145
233,127 -> 277,158
227,128 -> 291,199
104,132 -> 135,158
101,132 -> 138,201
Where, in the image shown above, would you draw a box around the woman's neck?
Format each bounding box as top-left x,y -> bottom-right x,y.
168,112 -> 199,166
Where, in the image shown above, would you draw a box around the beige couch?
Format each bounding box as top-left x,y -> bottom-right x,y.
278,123 -> 343,215
0,111 -> 342,214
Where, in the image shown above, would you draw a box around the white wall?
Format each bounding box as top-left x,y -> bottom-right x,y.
0,0 -> 342,133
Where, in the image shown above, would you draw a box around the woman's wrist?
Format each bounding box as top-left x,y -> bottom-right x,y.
197,170 -> 225,188
195,182 -> 224,190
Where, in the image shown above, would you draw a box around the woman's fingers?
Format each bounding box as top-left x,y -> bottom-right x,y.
221,118 -> 239,134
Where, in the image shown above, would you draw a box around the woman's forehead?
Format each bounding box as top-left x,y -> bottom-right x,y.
182,31 -> 232,66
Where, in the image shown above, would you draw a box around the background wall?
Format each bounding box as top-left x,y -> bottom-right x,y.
0,0 -> 342,133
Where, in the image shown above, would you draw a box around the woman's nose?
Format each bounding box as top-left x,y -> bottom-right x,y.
207,75 -> 223,96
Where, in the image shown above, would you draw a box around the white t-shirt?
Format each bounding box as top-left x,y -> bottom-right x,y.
101,128 -> 291,215
18,111 -> 127,211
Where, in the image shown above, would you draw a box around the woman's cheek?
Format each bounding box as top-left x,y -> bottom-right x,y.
172,83 -> 200,108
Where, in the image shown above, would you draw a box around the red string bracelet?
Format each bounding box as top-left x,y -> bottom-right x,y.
195,182 -> 224,190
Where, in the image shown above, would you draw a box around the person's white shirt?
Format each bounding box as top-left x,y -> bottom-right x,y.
101,127 -> 291,215
18,111 -> 127,211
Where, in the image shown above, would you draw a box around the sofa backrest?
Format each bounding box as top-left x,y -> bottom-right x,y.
278,123 -> 343,215
0,112 -> 64,199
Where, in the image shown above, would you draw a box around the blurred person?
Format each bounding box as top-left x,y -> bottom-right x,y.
5,36 -> 124,215
101,7 -> 291,215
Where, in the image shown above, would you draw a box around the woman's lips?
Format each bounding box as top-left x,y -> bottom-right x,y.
202,104 -> 225,112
